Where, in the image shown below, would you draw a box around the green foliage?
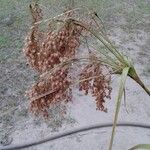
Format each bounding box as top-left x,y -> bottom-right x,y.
129,144 -> 150,150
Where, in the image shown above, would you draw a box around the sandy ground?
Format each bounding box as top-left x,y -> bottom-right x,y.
0,1 -> 150,150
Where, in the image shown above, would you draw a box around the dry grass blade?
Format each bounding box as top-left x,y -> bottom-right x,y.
108,67 -> 130,150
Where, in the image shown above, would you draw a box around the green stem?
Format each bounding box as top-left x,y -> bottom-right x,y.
128,68 -> 150,96
72,19 -> 126,64
114,67 -> 150,96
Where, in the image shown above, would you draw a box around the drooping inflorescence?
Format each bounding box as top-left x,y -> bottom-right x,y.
23,3 -> 112,118
79,62 -> 112,112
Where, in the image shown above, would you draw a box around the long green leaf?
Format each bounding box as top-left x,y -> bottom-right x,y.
108,67 -> 130,150
129,144 -> 150,150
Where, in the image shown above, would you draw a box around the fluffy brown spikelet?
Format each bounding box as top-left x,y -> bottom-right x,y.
23,3 -> 44,72
23,3 -> 82,73
39,22 -> 82,72
79,62 -> 112,112
27,67 -> 72,118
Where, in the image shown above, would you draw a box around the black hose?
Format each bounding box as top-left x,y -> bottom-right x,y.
1,122 -> 150,150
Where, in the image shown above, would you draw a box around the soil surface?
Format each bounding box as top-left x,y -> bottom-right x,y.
0,0 -> 150,150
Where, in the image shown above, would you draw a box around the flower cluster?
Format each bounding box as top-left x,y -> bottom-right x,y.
27,67 -> 72,118
38,23 -> 82,72
24,3 -> 112,118
79,63 -> 112,111
24,13 -> 82,72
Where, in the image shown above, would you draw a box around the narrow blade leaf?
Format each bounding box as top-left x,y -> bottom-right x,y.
108,67 -> 130,150
129,144 -> 150,150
